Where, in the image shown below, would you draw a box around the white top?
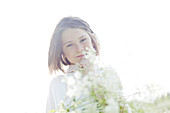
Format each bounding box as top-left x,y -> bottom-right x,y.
46,65 -> 77,113
46,64 -> 122,113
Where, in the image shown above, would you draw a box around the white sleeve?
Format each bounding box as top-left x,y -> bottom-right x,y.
46,76 -> 67,113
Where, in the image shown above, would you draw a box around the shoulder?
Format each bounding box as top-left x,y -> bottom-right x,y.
51,75 -> 64,83
49,75 -> 66,89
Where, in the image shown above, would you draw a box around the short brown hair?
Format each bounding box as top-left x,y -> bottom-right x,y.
48,17 -> 100,74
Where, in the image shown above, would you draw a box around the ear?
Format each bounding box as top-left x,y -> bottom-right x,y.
63,55 -> 67,61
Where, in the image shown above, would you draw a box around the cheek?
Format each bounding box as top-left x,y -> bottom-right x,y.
64,48 -> 75,58
84,40 -> 93,49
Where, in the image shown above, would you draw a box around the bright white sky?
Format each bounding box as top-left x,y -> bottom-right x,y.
0,0 -> 170,113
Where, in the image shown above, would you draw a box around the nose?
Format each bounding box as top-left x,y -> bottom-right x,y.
76,44 -> 84,53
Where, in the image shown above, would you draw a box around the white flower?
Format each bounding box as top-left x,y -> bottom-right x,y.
56,47 -> 124,113
83,104 -> 99,113
104,98 -> 119,113
55,100 -> 68,113
74,71 -> 82,80
125,104 -> 132,113
67,76 -> 75,86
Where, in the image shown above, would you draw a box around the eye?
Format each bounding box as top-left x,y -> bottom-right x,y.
80,38 -> 87,42
66,44 -> 73,47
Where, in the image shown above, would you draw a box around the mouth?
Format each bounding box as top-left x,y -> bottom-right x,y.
76,55 -> 84,58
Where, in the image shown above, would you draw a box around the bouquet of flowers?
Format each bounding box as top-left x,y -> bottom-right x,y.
50,48 -> 169,113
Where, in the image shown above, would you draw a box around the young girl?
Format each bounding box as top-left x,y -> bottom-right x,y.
46,17 -> 100,113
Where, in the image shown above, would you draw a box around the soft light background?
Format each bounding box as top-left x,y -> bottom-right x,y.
0,0 -> 170,113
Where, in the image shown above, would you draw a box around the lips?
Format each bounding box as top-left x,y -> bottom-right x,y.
77,55 -> 84,58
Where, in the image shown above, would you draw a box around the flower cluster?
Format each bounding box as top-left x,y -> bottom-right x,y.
50,48 -> 169,113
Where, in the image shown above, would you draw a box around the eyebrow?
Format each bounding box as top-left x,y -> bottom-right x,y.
63,34 -> 87,45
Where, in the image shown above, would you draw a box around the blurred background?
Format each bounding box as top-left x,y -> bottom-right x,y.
0,0 -> 170,112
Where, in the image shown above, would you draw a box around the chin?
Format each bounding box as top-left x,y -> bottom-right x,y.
71,60 -> 79,65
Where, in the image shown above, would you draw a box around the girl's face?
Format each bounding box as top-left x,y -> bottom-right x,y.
62,28 -> 94,64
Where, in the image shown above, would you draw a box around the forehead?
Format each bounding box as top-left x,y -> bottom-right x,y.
61,28 -> 88,42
